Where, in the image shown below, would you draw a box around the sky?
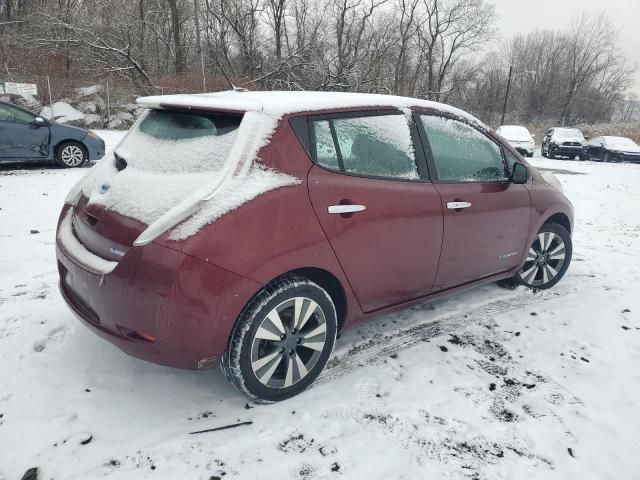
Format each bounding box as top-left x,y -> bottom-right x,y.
490,0 -> 640,95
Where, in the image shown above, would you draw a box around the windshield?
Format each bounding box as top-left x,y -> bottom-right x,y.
554,129 -> 585,140
115,109 -> 242,174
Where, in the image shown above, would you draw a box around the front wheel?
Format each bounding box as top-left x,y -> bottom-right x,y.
515,223 -> 572,290
55,141 -> 88,168
221,276 -> 337,402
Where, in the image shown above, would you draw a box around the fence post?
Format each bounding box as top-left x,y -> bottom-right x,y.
46,76 -> 54,120
105,79 -> 110,129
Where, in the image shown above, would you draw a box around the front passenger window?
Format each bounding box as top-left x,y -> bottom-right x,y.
0,104 -> 35,125
420,115 -> 508,182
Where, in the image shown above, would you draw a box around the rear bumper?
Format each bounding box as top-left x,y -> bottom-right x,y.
56,226 -> 260,370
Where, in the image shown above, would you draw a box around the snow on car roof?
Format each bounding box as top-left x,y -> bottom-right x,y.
136,90 -> 484,126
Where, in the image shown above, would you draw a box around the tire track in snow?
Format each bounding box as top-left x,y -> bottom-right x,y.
319,280 -> 592,384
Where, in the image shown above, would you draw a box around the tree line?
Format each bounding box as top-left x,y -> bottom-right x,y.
0,0 -> 636,125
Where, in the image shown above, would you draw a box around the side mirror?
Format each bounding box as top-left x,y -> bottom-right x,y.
511,162 -> 528,184
34,117 -> 46,126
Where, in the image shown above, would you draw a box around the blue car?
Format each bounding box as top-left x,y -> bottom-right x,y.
0,100 -> 105,168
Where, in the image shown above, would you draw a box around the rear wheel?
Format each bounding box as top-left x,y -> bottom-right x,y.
221,276 -> 337,402
55,141 -> 88,168
515,223 -> 572,290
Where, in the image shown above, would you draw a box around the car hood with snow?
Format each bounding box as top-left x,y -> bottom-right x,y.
496,125 -> 534,143
552,129 -> 586,144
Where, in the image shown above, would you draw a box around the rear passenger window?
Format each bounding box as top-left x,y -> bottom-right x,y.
420,115 -> 508,182
311,114 -> 418,180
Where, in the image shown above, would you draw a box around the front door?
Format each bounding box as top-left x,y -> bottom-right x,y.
306,111 -> 443,312
0,103 -> 48,159
417,113 -> 531,290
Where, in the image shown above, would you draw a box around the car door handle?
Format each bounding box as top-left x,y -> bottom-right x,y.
447,201 -> 472,210
328,204 -> 366,214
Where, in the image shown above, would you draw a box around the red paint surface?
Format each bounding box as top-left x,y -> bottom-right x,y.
56,107 -> 573,370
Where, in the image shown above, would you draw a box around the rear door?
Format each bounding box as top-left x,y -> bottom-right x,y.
306,111 -> 443,313
416,113 -> 531,290
0,103 -> 48,159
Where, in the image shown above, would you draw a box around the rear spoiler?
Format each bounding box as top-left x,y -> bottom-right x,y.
136,93 -> 263,113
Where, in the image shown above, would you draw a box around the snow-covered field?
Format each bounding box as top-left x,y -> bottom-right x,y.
1,134 -> 639,479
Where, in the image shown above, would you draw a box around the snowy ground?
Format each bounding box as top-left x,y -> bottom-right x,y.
1,135 -> 639,479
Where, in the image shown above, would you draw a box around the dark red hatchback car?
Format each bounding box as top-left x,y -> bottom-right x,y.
56,91 -> 573,401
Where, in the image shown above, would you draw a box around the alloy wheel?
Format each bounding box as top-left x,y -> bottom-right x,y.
250,297 -> 327,389
60,145 -> 85,167
518,231 -> 567,287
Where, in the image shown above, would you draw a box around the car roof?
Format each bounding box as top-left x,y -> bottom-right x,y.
136,90 -> 483,125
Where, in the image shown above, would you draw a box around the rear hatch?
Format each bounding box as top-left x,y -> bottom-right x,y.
70,108 -> 243,261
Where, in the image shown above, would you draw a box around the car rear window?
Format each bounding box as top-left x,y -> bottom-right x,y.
139,109 -> 241,140
116,109 -> 242,173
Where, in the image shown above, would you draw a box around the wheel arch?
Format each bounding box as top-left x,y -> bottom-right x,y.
544,212 -> 572,234
284,267 -> 348,333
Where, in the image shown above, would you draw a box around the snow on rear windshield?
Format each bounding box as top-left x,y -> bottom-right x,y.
67,110 -> 300,243
115,110 -> 241,173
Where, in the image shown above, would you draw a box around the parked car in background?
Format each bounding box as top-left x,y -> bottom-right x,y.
541,127 -> 587,160
56,91 -> 573,402
0,100 -> 104,168
495,125 -> 535,157
585,136 -> 640,163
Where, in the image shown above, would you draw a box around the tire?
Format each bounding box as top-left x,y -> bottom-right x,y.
541,145 -> 548,158
527,151 -> 534,158
548,147 -> 556,159
55,141 -> 88,168
221,276 -> 338,402
514,223 -> 572,290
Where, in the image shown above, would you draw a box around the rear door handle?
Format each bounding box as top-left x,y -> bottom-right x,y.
447,201 -> 472,210
328,204 -> 366,214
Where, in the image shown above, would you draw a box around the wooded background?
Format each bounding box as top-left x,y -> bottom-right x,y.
0,0 -> 637,125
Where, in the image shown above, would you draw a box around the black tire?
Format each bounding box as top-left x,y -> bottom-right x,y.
514,223 -> 572,290
55,141 -> 88,168
541,145 -> 548,158
548,147 -> 556,159
527,151 -> 534,158
221,276 -> 337,402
